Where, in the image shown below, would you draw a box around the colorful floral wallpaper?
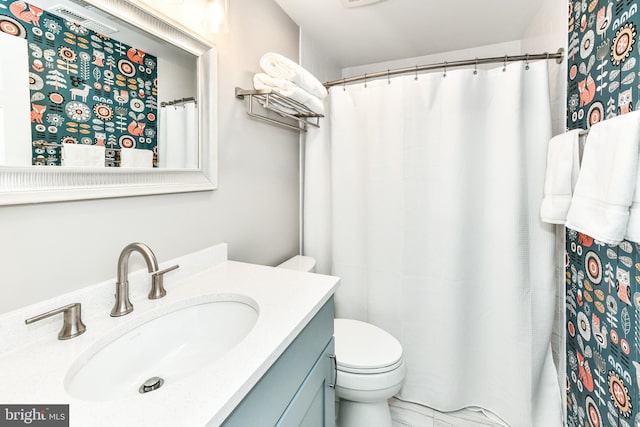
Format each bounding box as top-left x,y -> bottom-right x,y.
566,1 -> 640,427
565,231 -> 640,427
0,0 -> 158,166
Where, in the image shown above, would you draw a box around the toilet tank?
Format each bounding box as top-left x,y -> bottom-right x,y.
276,255 -> 316,273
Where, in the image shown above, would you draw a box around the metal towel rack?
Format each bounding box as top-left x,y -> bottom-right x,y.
235,87 -> 323,133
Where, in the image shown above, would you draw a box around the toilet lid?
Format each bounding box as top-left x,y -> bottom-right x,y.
334,318 -> 403,374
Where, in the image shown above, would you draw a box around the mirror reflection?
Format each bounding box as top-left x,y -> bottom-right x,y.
0,0 -> 199,169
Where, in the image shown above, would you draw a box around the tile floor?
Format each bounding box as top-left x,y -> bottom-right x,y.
389,398 -> 506,427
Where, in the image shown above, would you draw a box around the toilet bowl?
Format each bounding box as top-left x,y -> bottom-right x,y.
277,256 -> 406,427
333,318 -> 406,427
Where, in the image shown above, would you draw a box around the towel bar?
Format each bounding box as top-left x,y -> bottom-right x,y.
235,87 -> 323,133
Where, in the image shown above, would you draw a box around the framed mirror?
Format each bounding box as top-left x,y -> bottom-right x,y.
0,0 -> 217,205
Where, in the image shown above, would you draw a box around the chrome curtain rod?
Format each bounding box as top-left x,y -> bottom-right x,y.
160,97 -> 197,107
324,48 -> 565,88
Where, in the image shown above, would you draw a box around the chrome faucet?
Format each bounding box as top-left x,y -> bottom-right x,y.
110,242 -> 180,317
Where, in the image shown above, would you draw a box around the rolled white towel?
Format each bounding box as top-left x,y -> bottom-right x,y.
257,97 -> 299,117
540,129 -> 582,224
259,52 -> 328,100
253,73 -> 325,114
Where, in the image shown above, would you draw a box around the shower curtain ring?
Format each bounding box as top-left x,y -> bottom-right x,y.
474,58 -> 478,75
503,55 -> 507,72
364,73 -> 367,88
443,62 -> 447,78
525,54 -> 530,70
415,65 -> 419,81
342,78 -> 346,91
387,69 -> 391,84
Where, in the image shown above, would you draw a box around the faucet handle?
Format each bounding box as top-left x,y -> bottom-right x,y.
149,264 -> 179,300
25,303 -> 86,340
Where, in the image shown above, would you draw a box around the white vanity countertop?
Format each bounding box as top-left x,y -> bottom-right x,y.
0,244 -> 339,426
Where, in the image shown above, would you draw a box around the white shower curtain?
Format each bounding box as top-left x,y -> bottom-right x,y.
158,102 -> 198,168
305,61 -> 561,427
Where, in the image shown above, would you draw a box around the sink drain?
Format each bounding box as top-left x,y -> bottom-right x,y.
139,376 -> 164,394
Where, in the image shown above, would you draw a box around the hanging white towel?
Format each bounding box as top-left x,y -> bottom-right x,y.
259,52 -> 328,100
626,157 -> 640,242
540,129 -> 582,224
566,110 -> 640,244
253,73 -> 325,114
62,143 -> 105,167
120,148 -> 153,168
164,105 -> 185,168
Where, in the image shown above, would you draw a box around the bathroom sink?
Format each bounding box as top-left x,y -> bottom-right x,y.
64,297 -> 259,401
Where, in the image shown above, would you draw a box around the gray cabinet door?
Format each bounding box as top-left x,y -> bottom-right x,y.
220,298 -> 335,427
276,339 -> 335,427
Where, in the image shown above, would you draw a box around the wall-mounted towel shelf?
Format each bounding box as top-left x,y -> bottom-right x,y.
235,87 -> 323,133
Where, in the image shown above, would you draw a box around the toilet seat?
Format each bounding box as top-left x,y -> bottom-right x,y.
334,318 -> 403,374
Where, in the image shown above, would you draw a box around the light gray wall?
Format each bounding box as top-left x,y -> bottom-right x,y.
299,31 -> 341,85
0,0 -> 301,314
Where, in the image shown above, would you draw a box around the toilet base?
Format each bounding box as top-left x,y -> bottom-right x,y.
337,398 -> 392,427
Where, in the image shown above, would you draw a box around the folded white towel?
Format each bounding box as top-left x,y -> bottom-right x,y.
253,73 -> 325,114
566,110 -> 640,244
120,148 -> 154,168
62,143 -> 105,167
259,53 -> 328,100
540,129 -> 582,224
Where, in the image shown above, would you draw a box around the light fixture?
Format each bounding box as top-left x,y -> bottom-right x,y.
340,0 -> 385,8
161,0 -> 184,4
204,0 -> 229,34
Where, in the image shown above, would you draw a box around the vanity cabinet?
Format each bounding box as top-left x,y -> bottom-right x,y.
221,298 -> 335,427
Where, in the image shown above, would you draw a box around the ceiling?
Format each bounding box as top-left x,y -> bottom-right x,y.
274,0 -> 545,68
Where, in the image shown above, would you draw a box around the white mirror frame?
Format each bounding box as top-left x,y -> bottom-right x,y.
0,0 -> 217,205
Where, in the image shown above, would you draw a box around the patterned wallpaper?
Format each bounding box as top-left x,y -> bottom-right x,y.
566,1 -> 640,427
0,0 -> 158,166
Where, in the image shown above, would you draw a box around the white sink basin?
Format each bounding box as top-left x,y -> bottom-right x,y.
64,296 -> 259,401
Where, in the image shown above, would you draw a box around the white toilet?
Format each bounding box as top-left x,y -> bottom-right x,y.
277,256 -> 407,427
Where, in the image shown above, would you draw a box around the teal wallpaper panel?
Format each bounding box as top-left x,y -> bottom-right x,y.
566,1 -> 640,427
0,0 -> 158,166
565,231 -> 640,426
